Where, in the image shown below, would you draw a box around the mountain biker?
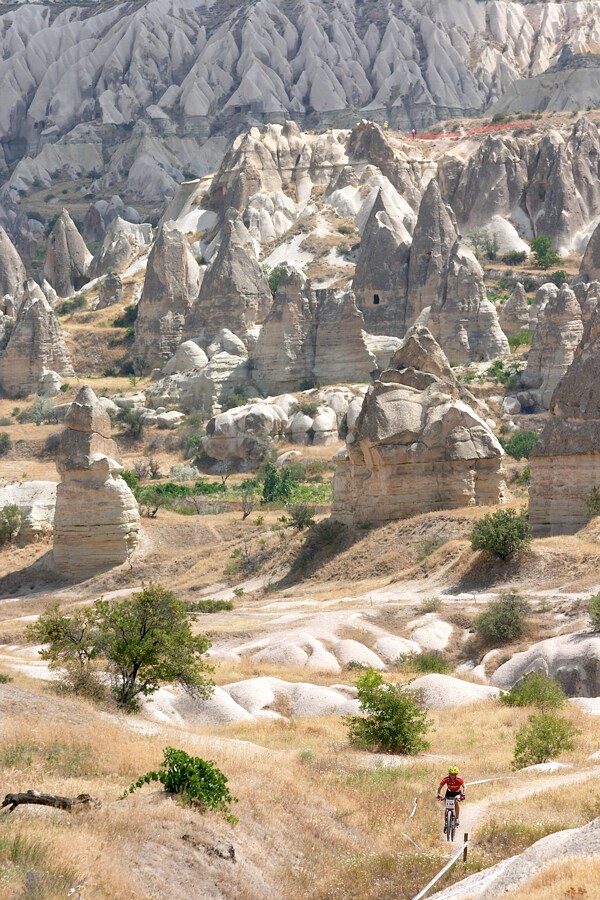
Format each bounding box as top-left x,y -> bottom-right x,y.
437,765 -> 466,826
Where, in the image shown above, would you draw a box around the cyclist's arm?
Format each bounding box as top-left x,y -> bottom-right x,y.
436,776 -> 448,797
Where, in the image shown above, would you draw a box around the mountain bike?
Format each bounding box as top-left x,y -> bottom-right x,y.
439,795 -> 460,842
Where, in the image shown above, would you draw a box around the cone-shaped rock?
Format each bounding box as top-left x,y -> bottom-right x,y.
499,283 -> 530,338
427,240 -> 510,363
53,386 -> 140,577
134,221 -> 201,369
332,326 -> 505,525
352,188 -> 412,337
0,225 -> 26,314
188,211 -> 271,343
521,284 -> 583,409
313,289 -> 377,384
580,219 -> 600,281
89,217 -> 152,278
44,209 -> 92,298
406,180 -> 457,328
0,295 -> 74,398
530,304 -> 600,535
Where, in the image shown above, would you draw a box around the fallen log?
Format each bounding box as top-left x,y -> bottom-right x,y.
1,791 -> 99,813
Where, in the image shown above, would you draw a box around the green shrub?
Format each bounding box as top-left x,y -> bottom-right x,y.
222,392 -> 247,411
549,270 -> 569,288
492,113 -> 508,124
193,480 -> 227,495
585,486 -> 600,518
0,433 -> 10,456
501,673 -> 567,710
419,596 -> 442,613
286,503 -> 315,529
56,295 -> 86,316
291,397 -> 320,417
0,504 -> 22,545
485,359 -> 521,387
416,538 -> 444,561
121,747 -> 237,822
186,599 -> 233,613
588,592 -> 600,632
500,430 -> 538,460
471,508 -> 531,559
170,464 -> 200,482
514,464 -> 531,486
183,432 -> 204,458
0,673 -> 12,683
475,589 -> 530,645
344,668 -> 430,754
397,651 -> 449,674
263,264 -> 286,295
530,235 -> 560,270
261,462 -> 296,503
508,331 -> 532,351
17,396 -> 54,425
117,405 -> 145,438
513,713 -> 579,768
502,251 -> 527,265
112,305 -> 138,327
121,469 -> 139,492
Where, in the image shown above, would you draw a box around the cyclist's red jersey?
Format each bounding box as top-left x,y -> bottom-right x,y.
439,774 -> 465,793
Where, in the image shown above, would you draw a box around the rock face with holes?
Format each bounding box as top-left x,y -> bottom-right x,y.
352,187 -> 412,336
0,295 -> 74,398
0,225 -> 26,314
521,284 -> 583,409
426,240 -> 510,363
52,386 -> 140,577
332,324 -> 505,524
499,283 -> 530,338
529,303 -> 600,536
134,221 -> 201,369
43,210 -> 92,298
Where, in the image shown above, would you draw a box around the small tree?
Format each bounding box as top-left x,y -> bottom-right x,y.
476,589 -> 530,645
471,508 -> 531,560
0,503 -> 21,545
26,603 -> 104,698
530,234 -> 560,270
121,747 -> 238,823
0,433 -> 10,456
501,672 -> 566,710
94,583 -> 214,709
241,486 -> 257,520
500,430 -> 538,460
344,668 -> 430,754
513,713 -> 579,768
117,405 -> 145,438
261,462 -> 296,504
588,592 -> 600,632
286,503 -> 315,529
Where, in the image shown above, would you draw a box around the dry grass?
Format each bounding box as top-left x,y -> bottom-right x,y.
509,857 -> 600,899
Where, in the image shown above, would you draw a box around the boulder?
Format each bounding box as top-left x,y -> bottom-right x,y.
156,411 -> 185,429
0,295 -> 74,398
521,284 -> 583,409
529,303 -> 600,535
203,402 -> 287,462
134,221 -> 201,369
499,283 -> 530,338
0,481 -> 57,540
405,179 -> 457,328
491,633 -> 600,697
52,386 -> 140,577
44,209 -> 92,298
163,340 -> 208,375
352,187 -> 412,336
332,326 -> 506,525
427,240 -> 510,363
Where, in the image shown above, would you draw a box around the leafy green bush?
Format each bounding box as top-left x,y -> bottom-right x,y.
112,305 -> 138,327
17,396 -> 54,425
193,480 -> 227,495
588,592 -> 600,632
121,469 -> 139,492
501,673 -> 567,710
0,432 -> 10,456
261,462 -> 296,503
56,295 -> 86,316
530,234 -> 560,270
471,508 -> 531,559
121,747 -> 237,822
500,430 -> 538,460
344,668 -> 430,754
585,487 -> 600,519
186,599 -> 233,613
0,503 -> 22,545
508,331 -> 532,351
263,264 -> 286,295
475,589 -> 530,645
397,651 -> 449,674
291,398 -> 320,417
514,464 -> 531,486
549,270 -> 569,288
222,392 -> 247,411
0,673 -> 12,684
502,251 -> 527,265
485,359 -> 520,387
183,432 -> 204,458
513,714 -> 579,768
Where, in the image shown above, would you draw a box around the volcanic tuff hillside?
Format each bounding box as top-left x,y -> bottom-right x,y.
4,0 -> 600,215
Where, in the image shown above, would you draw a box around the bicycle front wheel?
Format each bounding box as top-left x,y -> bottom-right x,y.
445,809 -> 453,842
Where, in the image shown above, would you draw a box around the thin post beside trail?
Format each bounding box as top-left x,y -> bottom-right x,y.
463,832 -> 468,863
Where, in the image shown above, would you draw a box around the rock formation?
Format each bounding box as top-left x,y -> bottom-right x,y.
405,179 -> 457,329
53,386 -> 140,577
203,402 -> 288,463
332,325 -> 505,525
44,210 -> 92,298
89,217 -> 152,277
0,295 -> 74,398
580,217 -> 600,280
499,283 -> 530,338
187,212 -> 271,343
313,289 -> 377,385
426,240 -> 510,363
352,188 -> 412,336
521,284 -> 583,409
528,282 -> 558,330
491,633 -> 600,696
0,225 -> 26,313
134,221 -> 201,369
0,481 -> 57,541
529,303 -> 600,536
